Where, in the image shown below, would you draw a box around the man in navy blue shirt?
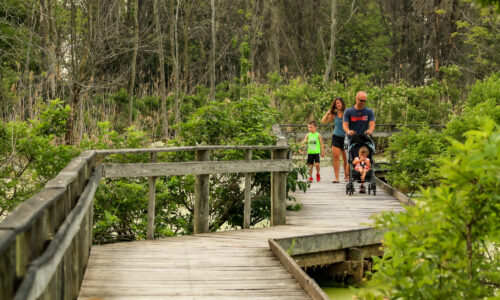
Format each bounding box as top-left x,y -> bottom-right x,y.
343,91 -> 375,193
342,91 -> 375,136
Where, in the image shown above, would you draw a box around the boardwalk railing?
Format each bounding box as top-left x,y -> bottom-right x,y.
0,126 -> 291,300
279,123 -> 445,138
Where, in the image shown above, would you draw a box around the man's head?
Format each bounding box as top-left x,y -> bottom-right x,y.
307,120 -> 318,133
355,91 -> 367,109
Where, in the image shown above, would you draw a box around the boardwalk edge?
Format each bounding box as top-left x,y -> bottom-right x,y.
268,238 -> 330,300
375,177 -> 415,206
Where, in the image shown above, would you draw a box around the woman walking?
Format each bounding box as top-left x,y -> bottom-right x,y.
321,97 -> 348,183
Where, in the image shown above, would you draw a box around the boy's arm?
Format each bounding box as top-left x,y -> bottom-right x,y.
319,134 -> 325,157
366,158 -> 371,168
301,133 -> 308,145
352,157 -> 360,165
300,133 -> 308,153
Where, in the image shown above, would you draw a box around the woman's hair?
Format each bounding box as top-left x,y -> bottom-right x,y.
329,97 -> 346,115
359,146 -> 370,156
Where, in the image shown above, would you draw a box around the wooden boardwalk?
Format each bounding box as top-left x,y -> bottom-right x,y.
78,166 -> 404,299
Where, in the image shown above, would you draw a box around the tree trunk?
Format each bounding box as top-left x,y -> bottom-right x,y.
323,0 -> 338,84
210,0 -> 216,102
433,0 -> 442,76
129,0 -> 139,125
40,0 -> 56,100
183,1 -> 191,92
269,0 -> 280,74
154,0 -> 168,137
170,0 -> 181,128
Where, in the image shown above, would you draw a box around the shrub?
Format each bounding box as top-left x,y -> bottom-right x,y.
359,118 -> 500,299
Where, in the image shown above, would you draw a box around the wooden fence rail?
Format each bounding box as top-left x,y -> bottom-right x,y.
279,123 -> 445,139
0,150 -> 96,300
0,126 -> 290,299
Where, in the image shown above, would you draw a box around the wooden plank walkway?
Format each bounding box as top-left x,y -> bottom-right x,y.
78,166 -> 404,299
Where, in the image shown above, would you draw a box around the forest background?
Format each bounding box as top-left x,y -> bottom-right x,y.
1,0 -> 499,298
1,0 -> 499,236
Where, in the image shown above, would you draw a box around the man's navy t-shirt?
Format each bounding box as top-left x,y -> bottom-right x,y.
343,107 -> 375,134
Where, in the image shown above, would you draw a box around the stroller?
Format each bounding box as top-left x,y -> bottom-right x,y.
345,134 -> 376,196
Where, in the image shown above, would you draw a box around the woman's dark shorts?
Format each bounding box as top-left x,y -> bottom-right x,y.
307,154 -> 320,165
331,134 -> 345,149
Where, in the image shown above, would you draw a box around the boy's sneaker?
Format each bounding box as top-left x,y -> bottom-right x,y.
316,174 -> 321,182
308,176 -> 313,182
359,184 -> 366,194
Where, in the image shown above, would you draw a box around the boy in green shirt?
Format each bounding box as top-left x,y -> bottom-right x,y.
301,120 -> 325,182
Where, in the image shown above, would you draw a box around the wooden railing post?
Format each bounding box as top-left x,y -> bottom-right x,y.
243,150 -> 252,229
147,153 -> 157,240
271,149 -> 287,226
194,150 -> 210,234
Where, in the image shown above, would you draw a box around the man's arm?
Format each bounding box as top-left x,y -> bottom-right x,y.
343,121 -> 353,136
366,121 -> 375,135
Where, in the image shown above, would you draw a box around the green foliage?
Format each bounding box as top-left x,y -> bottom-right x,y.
465,72 -> 500,108
0,100 -> 78,216
359,119 -> 500,299
173,94 -> 280,230
386,127 -> 446,195
383,72 -> 500,193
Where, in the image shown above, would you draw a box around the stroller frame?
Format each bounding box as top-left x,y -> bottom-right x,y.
345,134 -> 376,196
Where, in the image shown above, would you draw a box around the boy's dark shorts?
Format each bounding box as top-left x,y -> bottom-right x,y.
307,154 -> 320,165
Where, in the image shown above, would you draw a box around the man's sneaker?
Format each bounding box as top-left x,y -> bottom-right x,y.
359,184 -> 366,194
308,176 -> 313,182
316,174 -> 321,182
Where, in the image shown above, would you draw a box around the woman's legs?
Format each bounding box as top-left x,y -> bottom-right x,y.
341,149 -> 348,181
332,146 -> 341,182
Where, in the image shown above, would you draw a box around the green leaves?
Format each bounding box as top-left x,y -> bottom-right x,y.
361,118 -> 500,299
0,100 -> 79,216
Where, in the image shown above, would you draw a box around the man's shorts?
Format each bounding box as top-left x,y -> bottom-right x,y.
307,154 -> 320,165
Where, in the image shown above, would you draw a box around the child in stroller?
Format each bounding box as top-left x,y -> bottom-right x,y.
345,134 -> 376,195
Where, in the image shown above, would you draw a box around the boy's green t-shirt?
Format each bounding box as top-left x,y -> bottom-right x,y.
307,132 -> 321,154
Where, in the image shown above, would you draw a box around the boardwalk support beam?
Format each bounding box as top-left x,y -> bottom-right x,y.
271,148 -> 287,226
194,150 -> 210,234
147,153 -> 157,240
243,150 -> 252,229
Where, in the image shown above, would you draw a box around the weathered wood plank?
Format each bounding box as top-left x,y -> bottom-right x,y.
274,228 -> 385,256
13,166 -> 102,300
376,177 -> 415,206
147,153 -> 157,240
243,150 -> 252,229
102,159 -> 293,178
78,165 -> 406,300
280,131 -> 397,138
269,239 -> 329,300
194,150 -> 210,234
271,150 -> 287,226
0,230 -> 16,299
0,189 -> 65,232
94,145 -> 288,158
